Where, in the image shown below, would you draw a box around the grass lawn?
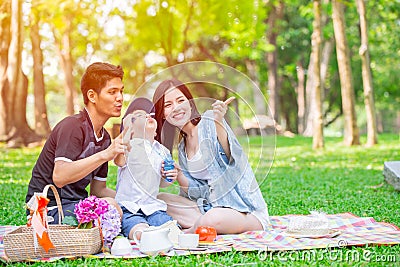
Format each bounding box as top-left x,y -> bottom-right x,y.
0,134 -> 399,266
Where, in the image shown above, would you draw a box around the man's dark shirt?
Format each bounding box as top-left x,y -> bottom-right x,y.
26,109 -> 111,207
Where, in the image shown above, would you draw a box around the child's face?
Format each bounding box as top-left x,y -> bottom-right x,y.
130,110 -> 157,138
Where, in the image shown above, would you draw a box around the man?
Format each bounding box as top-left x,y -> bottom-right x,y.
26,62 -> 126,223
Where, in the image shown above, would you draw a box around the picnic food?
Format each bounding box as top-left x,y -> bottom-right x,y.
195,226 -> 217,242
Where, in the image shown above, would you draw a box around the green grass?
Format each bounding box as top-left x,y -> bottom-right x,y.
1,134 -> 400,266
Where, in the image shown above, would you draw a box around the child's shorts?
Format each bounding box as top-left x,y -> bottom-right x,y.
121,206 -> 173,238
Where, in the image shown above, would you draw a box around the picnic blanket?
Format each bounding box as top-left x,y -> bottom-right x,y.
1,212 -> 399,262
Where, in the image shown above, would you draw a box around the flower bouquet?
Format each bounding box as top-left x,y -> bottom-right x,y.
63,196 -> 121,250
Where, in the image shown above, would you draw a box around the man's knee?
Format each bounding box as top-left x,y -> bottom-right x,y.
102,197 -> 123,219
157,192 -> 170,202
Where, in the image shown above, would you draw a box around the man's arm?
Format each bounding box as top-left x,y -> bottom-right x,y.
53,132 -> 126,188
90,179 -> 116,198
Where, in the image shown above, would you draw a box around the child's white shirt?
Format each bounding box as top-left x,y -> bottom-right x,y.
115,138 -> 170,215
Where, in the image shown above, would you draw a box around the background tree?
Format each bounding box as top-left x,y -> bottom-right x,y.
1,0 -> 398,148
366,0 -> 399,133
356,0 -> 377,146
30,1 -> 51,137
0,0 -> 11,140
332,0 -> 359,146
265,0 -> 284,122
49,0 -> 78,115
5,0 -> 40,147
302,0 -> 334,137
311,0 -> 324,149
275,1 -> 312,134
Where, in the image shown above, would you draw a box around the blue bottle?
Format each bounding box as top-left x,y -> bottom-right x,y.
163,155 -> 175,183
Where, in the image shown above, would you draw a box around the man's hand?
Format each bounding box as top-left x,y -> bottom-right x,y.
122,114 -> 134,144
103,130 -> 128,161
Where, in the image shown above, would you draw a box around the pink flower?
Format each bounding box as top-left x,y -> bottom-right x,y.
74,196 -> 109,224
74,196 -> 121,247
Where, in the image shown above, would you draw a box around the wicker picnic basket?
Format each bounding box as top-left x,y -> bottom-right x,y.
4,184 -> 102,262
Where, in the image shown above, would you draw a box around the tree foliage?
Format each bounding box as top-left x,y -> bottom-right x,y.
0,0 -> 398,147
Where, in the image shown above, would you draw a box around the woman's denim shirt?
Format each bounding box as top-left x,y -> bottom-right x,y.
178,110 -> 267,213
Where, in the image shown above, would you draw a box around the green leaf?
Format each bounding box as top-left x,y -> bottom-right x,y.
62,216 -> 78,226
79,221 -> 93,229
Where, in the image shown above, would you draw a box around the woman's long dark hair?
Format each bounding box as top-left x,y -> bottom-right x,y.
152,78 -> 201,151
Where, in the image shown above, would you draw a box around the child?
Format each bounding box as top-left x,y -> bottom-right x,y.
114,97 -> 178,240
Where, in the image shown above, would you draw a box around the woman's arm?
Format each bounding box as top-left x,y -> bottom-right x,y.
176,167 -> 189,192
214,119 -> 231,159
211,97 -> 235,159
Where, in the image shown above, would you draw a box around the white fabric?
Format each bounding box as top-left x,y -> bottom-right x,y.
93,176 -> 107,181
116,138 -> 169,215
54,157 -> 72,163
186,148 -> 212,180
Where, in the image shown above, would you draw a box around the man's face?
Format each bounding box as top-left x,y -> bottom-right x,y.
96,77 -> 124,118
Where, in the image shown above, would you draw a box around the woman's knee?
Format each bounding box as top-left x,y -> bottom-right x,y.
198,208 -> 252,233
198,209 -> 224,228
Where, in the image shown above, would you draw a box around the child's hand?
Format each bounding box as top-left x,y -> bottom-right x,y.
161,161 -> 178,183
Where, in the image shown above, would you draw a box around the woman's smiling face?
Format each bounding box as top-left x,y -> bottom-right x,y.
163,88 -> 192,128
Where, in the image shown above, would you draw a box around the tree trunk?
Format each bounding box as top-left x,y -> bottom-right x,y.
30,11 -> 51,137
302,38 -> 333,137
53,19 -> 77,116
296,61 -> 305,134
6,0 -> 20,135
396,111 -> 400,133
303,51 -> 315,137
332,0 -> 360,146
356,0 -> 378,146
0,0 -> 11,140
320,37 -> 334,100
303,0 -> 332,137
312,0 -> 324,149
265,0 -> 284,122
6,0 -> 41,148
245,59 -> 267,115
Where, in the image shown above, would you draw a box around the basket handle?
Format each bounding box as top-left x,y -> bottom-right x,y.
42,184 -> 64,224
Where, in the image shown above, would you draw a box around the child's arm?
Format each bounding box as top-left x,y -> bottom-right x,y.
114,153 -> 126,167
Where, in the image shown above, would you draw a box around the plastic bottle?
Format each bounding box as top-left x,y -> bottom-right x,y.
163,154 -> 175,182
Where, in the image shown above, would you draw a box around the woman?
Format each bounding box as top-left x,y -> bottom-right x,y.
153,78 -> 269,234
